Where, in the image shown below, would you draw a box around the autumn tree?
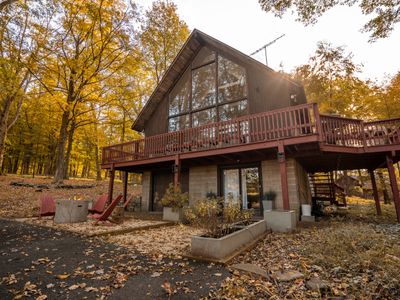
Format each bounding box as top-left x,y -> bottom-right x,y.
139,0 -> 189,85
37,0 -> 136,184
377,72 -> 400,119
0,0 -> 52,174
259,0 -> 400,41
293,41 -> 369,116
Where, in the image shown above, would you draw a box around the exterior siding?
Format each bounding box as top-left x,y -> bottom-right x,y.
188,165 -> 218,205
144,96 -> 168,137
251,72 -> 307,113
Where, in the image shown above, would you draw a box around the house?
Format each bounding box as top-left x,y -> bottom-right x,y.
101,29 -> 400,222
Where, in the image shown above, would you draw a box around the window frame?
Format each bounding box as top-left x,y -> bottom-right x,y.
167,48 -> 249,132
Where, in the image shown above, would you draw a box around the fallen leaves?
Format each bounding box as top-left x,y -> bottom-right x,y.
68,283 -> 86,290
161,280 -> 175,296
55,274 -> 70,280
150,271 -> 162,278
212,200 -> 400,299
107,224 -> 203,259
2,273 -> 18,285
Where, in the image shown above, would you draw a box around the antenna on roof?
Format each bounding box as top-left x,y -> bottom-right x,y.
250,34 -> 285,66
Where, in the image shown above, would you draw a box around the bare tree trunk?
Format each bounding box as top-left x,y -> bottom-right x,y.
343,170 -> 351,195
0,97 -> 12,173
53,110 -> 70,184
94,144 -> 102,181
357,169 -> 367,198
377,170 -> 390,204
63,120 -> 76,180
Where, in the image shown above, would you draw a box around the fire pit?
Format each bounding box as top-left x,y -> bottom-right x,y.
54,199 -> 89,224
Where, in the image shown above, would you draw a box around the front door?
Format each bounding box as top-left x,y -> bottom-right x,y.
221,165 -> 261,215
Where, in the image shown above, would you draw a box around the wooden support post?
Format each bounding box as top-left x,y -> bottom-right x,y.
278,142 -> 290,210
107,165 -> 115,204
174,155 -> 181,187
369,169 -> 382,216
386,155 -> 400,223
122,170 -> 128,204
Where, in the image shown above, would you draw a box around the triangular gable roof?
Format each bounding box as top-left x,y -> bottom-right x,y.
132,29 -> 301,132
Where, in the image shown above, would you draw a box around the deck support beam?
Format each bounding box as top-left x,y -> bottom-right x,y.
107,165 -> 115,204
174,155 -> 181,187
122,170 -> 128,204
278,142 -> 290,210
386,154 -> 400,223
369,169 -> 382,216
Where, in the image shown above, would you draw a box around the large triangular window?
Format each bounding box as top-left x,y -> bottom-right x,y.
168,47 -> 248,132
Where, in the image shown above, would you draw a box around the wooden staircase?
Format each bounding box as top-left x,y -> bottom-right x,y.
309,173 -> 347,207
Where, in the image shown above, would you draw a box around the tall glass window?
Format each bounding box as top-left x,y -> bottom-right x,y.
218,56 -> 247,103
192,63 -> 216,110
169,69 -> 190,116
167,47 -> 248,132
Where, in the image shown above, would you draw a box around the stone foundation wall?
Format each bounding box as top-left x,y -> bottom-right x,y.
141,171 -> 151,211
261,158 -> 311,218
188,165 -> 218,205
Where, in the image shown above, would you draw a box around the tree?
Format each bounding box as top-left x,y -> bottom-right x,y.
293,41 -> 367,116
38,0 -> 136,184
258,0 -> 400,41
377,72 -> 400,119
139,0 -> 189,85
0,0 -> 18,11
0,0 -> 52,173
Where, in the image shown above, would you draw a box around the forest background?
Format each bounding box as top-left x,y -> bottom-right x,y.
0,0 -> 399,184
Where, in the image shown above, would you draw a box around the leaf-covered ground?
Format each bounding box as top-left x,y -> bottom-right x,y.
213,198 -> 400,299
0,175 -> 138,218
1,176 -> 400,299
0,219 -> 228,300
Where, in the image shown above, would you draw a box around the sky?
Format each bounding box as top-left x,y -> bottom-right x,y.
136,0 -> 400,83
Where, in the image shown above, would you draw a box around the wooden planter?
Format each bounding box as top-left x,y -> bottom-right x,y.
163,207 -> 184,222
190,220 -> 267,260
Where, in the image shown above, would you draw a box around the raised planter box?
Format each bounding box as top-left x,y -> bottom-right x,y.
54,200 -> 88,224
264,210 -> 296,232
163,207 -> 184,222
191,220 -> 267,260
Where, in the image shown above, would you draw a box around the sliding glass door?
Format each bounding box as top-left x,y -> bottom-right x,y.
221,165 -> 261,215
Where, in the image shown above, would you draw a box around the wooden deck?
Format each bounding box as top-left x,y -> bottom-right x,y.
102,103 -> 400,169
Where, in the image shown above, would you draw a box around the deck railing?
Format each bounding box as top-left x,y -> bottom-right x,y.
321,115 -> 400,147
102,103 -> 317,164
102,104 -> 400,165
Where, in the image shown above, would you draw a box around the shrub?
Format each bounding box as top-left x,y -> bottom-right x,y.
160,183 -> 189,210
185,197 -> 253,238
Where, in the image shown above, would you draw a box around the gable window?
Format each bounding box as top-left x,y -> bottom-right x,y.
192,63 -> 216,110
168,47 -> 248,132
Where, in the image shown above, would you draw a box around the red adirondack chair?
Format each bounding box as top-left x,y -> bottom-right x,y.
123,194 -> 134,209
89,194 -> 123,225
39,194 -> 56,219
88,194 -> 108,214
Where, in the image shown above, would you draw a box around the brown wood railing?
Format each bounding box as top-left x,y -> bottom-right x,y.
102,104 -> 400,165
364,118 -> 400,146
320,115 -> 364,147
321,115 -> 400,147
102,103 -> 317,164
